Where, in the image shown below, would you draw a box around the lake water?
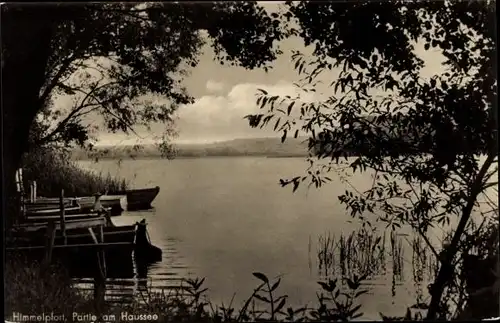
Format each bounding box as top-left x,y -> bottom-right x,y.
76,156 -> 496,320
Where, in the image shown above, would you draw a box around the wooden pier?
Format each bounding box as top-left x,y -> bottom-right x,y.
8,175 -> 136,312
8,169 -> 160,312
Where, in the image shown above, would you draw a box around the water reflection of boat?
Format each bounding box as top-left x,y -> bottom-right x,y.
71,257 -> 154,305
134,219 -> 162,263
135,258 -> 150,278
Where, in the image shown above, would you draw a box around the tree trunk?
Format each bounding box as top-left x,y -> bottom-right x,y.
2,5 -> 55,229
425,152 -> 496,320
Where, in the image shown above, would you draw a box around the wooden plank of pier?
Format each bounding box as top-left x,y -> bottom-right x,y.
14,216 -> 107,232
57,229 -> 136,239
25,212 -> 100,222
5,241 -> 134,251
13,178 -> 114,309
60,189 -> 67,245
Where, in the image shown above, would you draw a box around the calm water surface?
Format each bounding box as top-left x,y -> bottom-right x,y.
76,157 -> 495,319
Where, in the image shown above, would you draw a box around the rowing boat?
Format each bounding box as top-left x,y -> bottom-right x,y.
111,186 -> 160,211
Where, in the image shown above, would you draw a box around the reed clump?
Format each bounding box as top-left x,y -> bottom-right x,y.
21,147 -> 128,197
317,228 -> 403,282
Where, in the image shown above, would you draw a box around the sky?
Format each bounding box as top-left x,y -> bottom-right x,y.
50,2 -> 445,146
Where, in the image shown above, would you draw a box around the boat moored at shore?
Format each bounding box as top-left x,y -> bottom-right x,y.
7,218 -> 162,270
110,186 -> 160,211
99,195 -> 127,216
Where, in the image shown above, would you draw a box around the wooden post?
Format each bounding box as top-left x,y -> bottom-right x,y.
33,181 -> 37,202
88,228 -> 98,243
88,226 -> 107,279
44,221 -> 56,265
16,168 -> 24,194
60,189 -> 67,245
99,224 -> 107,278
94,223 -> 106,316
15,169 -> 20,192
15,169 -> 25,224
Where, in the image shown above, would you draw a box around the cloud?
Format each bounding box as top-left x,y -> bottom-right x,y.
205,80 -> 226,93
175,80 -> 320,143
68,39 -> 448,146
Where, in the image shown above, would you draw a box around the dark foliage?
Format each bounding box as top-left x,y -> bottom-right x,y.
246,1 -> 497,320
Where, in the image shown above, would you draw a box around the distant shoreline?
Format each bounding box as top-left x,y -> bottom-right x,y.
74,154 -> 310,162
71,137 -> 311,161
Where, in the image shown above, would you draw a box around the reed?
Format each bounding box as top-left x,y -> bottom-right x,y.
410,234 -> 439,305
21,147 -> 128,197
313,227 -> 458,307
390,231 -> 404,281
317,228 -> 391,282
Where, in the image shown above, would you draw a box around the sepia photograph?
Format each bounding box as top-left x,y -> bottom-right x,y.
2,1 -> 498,322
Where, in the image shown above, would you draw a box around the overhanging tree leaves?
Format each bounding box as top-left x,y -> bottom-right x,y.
247,0 -> 497,320
2,2 -> 285,226
19,2 -> 285,151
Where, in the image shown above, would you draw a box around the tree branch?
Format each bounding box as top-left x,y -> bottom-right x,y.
85,91 -> 140,137
35,80 -> 126,146
36,104 -> 88,146
39,54 -> 76,105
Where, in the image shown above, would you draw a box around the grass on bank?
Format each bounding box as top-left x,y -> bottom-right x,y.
21,147 -> 128,197
4,254 -> 95,318
4,255 -> 375,323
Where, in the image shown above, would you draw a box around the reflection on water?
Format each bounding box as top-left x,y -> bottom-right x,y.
76,157 -> 495,319
70,211 -> 439,315
316,229 -> 405,299
314,227 -> 440,312
71,211 -> 195,305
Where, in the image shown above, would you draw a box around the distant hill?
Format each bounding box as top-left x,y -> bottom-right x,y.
71,114 -> 468,161
71,137 -> 311,160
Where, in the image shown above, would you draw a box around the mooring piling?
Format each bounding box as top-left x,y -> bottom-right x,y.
59,189 -> 67,245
